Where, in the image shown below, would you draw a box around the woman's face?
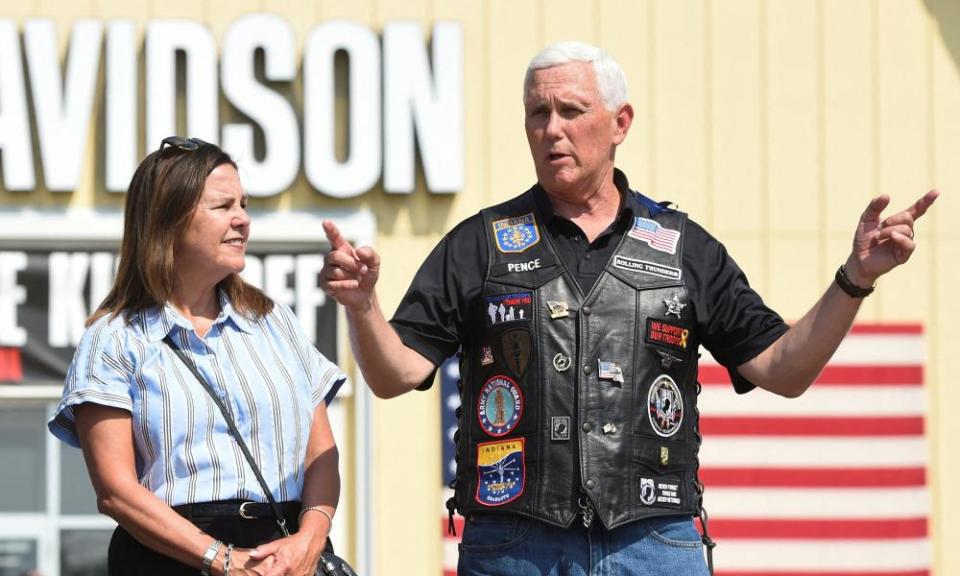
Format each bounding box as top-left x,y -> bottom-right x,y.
176,164 -> 250,287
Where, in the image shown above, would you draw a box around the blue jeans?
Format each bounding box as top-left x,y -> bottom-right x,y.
458,513 -> 710,576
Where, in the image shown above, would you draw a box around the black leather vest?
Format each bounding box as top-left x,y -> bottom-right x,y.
451,190 -> 704,529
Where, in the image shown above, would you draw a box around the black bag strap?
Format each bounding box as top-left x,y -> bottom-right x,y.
163,334 -> 291,537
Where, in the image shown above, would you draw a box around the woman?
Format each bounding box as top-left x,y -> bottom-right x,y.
48,137 -> 343,575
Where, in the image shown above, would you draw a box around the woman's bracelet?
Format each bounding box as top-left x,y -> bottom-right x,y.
298,505 -> 334,529
223,543 -> 234,576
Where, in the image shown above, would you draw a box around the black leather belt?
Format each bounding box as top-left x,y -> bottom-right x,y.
174,500 -> 302,521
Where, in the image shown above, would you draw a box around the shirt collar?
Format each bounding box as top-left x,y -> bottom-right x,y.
532,168 -> 641,224
143,290 -> 257,342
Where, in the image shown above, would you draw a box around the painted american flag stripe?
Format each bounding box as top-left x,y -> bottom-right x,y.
848,324 -> 924,334
700,467 -> 927,487
700,437 -> 927,467
700,332 -> 924,366
705,487 -> 929,519
698,364 -> 923,385
701,518 -> 927,539
698,386 -> 926,417
444,518 -> 930,541
717,571 -> 928,576
700,416 -> 924,436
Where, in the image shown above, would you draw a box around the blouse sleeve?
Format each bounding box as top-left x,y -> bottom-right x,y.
273,304 -> 348,407
47,317 -> 134,447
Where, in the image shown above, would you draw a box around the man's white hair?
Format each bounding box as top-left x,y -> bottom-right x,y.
523,41 -> 628,111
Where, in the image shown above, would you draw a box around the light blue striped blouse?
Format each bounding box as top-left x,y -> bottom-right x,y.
48,292 -> 346,506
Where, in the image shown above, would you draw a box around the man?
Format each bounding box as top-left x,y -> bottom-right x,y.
321,42 -> 938,575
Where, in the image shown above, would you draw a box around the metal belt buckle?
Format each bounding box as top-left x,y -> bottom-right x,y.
238,501 -> 258,519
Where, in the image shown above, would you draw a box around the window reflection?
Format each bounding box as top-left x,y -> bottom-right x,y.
0,406 -> 45,512
59,531 -> 110,576
0,539 -> 36,576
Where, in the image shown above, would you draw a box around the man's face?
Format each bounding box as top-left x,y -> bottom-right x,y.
524,61 -> 629,199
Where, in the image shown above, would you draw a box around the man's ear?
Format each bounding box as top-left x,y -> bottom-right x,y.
613,103 -> 634,145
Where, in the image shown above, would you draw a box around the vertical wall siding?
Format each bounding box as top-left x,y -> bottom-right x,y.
0,1 -> 957,573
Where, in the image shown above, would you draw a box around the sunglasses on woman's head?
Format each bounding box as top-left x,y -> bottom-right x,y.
158,136 -> 208,152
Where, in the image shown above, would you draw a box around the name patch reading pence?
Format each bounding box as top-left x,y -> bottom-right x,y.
508,259 -> 542,273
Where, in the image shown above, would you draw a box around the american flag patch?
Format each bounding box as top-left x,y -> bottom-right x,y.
628,217 -> 681,254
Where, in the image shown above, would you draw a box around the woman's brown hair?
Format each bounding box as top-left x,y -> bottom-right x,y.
88,140 -> 273,326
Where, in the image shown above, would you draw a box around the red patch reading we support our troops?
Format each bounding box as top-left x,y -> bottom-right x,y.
645,318 -> 689,352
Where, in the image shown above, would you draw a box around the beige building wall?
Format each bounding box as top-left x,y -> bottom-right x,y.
1,0 -> 958,574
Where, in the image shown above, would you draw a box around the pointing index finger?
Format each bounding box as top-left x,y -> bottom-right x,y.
904,189 -> 939,222
322,219 -> 353,252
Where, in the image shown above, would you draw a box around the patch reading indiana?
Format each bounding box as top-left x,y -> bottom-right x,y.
628,217 -> 681,255
476,438 -> 526,506
478,375 -> 524,437
645,318 -> 690,352
638,475 -> 683,508
493,213 -> 540,253
648,375 -> 684,437
613,255 -> 682,280
485,292 -> 533,325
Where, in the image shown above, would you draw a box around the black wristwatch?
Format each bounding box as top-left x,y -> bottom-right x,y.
835,265 -> 875,298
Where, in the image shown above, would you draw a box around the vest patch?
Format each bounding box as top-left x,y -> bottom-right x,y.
491,254 -> 556,276
478,375 -> 523,437
546,300 -> 569,319
598,360 -> 625,383
645,318 -> 690,352
485,292 -> 533,325
476,438 -> 526,506
493,213 -> 540,253
663,293 -> 687,318
656,350 -> 685,370
551,416 -> 570,441
648,375 -> 684,437
628,217 -> 681,255
638,475 -> 683,508
612,255 -> 682,280
552,352 -> 572,372
480,345 -> 494,366
501,328 -> 532,378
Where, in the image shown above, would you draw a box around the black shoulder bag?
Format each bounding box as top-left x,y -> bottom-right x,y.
163,335 -> 357,576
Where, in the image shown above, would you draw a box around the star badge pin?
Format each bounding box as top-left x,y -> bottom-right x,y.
663,293 -> 686,318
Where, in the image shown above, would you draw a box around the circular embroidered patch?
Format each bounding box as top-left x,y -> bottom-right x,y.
647,374 -> 683,437
639,477 -> 657,505
478,375 -> 523,437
